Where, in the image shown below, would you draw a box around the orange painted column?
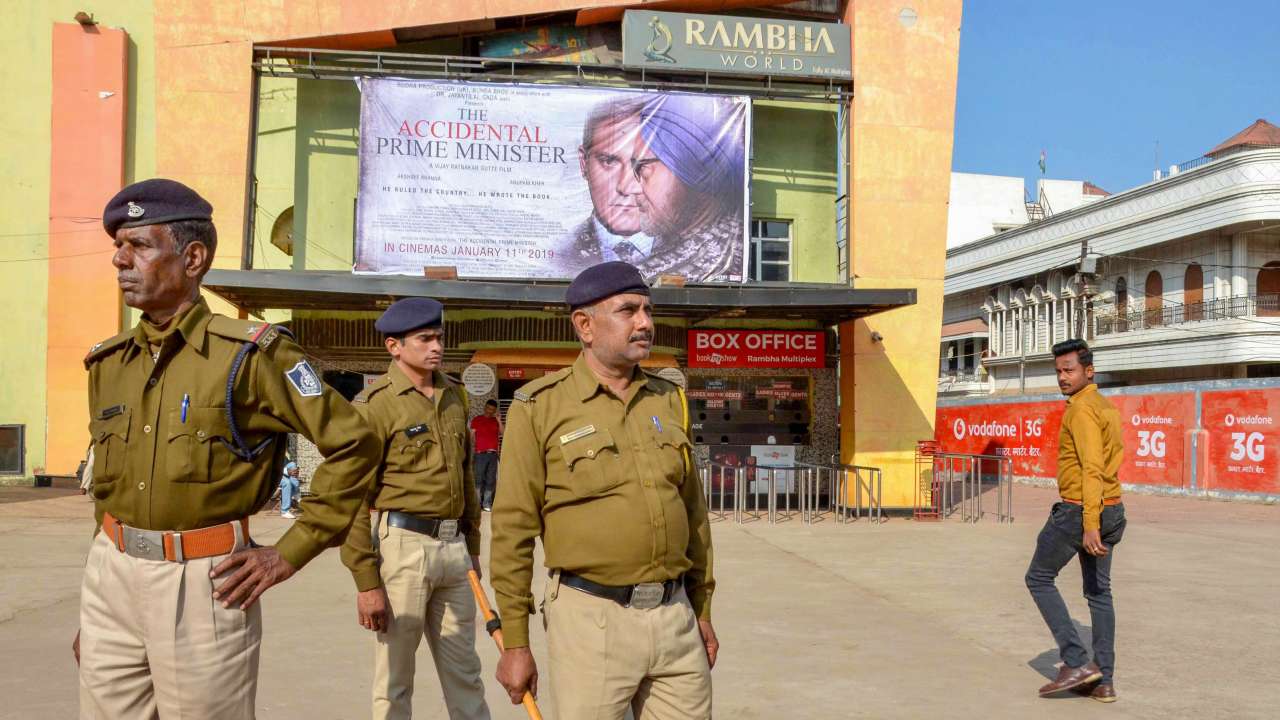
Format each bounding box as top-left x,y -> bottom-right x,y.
46,23 -> 128,473
839,1 -> 962,506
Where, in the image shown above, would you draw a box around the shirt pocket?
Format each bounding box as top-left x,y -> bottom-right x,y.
652,425 -> 692,488
166,407 -> 232,483
555,429 -> 623,499
389,428 -> 434,474
89,409 -> 131,495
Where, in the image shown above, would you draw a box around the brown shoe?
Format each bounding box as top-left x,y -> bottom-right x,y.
1088,683 -> 1117,703
1038,662 -> 1103,696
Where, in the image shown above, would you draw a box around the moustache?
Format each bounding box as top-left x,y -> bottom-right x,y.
629,333 -> 653,343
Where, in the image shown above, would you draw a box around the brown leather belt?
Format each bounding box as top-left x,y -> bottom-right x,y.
1060,497 -> 1122,507
102,512 -> 249,563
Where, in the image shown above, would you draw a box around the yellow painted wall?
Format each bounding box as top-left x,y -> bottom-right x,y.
753,100 -> 839,284
841,0 -> 961,506
2,2 -> 155,480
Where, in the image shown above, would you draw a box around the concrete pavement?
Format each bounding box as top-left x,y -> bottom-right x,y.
1,485 -> 1277,719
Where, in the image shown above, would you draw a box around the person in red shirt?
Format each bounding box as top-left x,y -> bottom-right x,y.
470,399 -> 503,511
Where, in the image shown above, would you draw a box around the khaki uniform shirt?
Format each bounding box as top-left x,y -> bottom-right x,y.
340,362 -> 480,591
1057,384 -> 1124,530
490,353 -> 714,648
84,298 -> 380,569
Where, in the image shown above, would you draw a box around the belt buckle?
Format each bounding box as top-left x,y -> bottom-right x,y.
628,583 -> 664,610
437,519 -> 459,541
123,527 -> 167,561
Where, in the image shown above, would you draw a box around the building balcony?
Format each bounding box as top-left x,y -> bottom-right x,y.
936,370 -> 993,396
1095,294 -> 1280,336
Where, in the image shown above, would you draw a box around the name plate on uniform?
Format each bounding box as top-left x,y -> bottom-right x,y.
628,583 -> 665,610
437,519 -> 460,541
559,425 -> 595,445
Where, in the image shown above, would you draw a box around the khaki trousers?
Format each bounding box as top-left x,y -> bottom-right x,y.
79,531 -> 260,719
372,517 -> 490,720
544,576 -> 712,720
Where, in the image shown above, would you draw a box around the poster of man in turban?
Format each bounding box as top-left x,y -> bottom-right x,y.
550,93 -> 748,282
354,80 -> 750,283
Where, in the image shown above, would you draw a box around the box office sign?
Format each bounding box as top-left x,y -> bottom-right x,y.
687,330 -> 824,368
623,10 -> 852,80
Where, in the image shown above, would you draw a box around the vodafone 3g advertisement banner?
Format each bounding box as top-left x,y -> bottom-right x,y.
1201,388 -> 1280,493
686,330 -> 824,368
934,401 -> 1063,479
935,392 -> 1198,486
1108,393 -> 1194,486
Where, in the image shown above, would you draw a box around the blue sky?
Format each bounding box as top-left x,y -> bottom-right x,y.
951,1 -> 1280,196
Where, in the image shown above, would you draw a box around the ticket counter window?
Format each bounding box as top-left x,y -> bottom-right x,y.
686,376 -> 811,446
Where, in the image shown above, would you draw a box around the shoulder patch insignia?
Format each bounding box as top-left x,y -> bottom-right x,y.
285,359 -> 323,398
84,330 -> 133,367
254,325 -> 282,351
514,366 -> 573,403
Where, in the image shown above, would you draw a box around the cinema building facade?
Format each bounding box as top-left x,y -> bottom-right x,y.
7,1 -> 961,507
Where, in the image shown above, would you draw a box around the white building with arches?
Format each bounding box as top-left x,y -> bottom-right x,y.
941,119 -> 1280,396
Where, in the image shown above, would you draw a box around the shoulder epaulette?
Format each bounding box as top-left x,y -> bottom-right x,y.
354,375 -> 391,404
83,330 -> 133,367
513,367 -> 573,402
207,316 -> 294,351
642,368 -> 679,391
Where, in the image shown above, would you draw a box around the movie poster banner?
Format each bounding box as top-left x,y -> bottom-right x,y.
355,79 -> 750,282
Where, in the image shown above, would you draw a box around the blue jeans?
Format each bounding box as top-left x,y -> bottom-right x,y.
1025,502 -> 1126,683
475,452 -> 499,507
280,477 -> 300,512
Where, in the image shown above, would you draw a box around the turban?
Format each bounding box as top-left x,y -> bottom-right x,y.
639,94 -> 745,196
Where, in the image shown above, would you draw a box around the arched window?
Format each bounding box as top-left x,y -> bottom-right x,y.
1185,263 -> 1204,321
1259,261 -> 1280,317
1146,271 -> 1164,326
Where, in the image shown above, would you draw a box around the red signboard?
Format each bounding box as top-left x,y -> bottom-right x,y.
935,400 -> 1064,479
687,330 -> 824,368
1109,393 -> 1195,486
1201,388 -> 1280,493
935,391 -> 1197,486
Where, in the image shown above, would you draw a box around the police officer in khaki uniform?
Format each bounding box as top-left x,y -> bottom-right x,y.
341,297 -> 490,720
491,261 -> 718,720
76,179 -> 380,719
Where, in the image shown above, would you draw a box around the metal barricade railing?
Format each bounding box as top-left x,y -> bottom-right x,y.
698,454 -> 885,526
928,452 -> 1014,523
699,462 -> 743,522
838,464 -> 884,524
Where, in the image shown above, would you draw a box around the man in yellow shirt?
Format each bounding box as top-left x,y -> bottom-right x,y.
1027,339 -> 1127,703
